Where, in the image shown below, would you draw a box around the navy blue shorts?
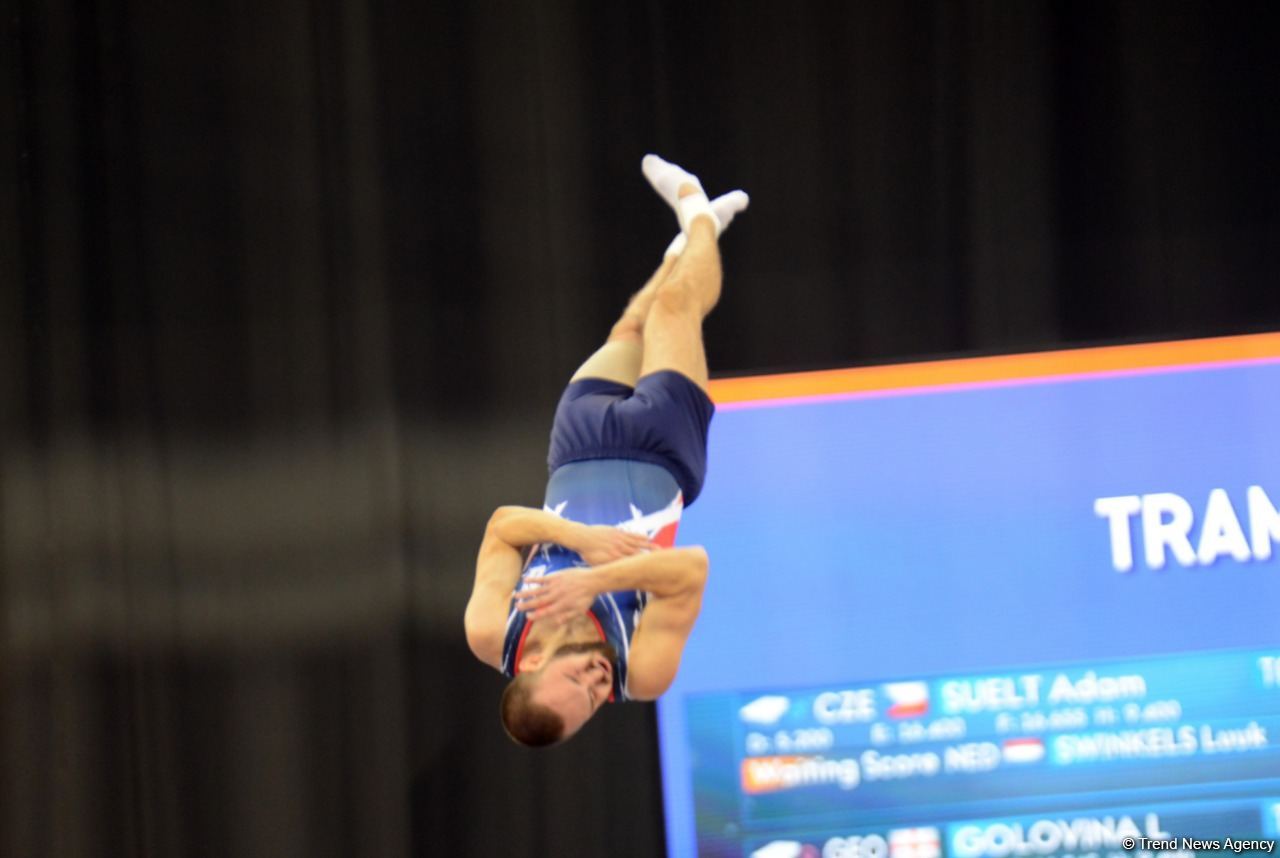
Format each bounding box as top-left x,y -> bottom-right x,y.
547,370 -> 716,505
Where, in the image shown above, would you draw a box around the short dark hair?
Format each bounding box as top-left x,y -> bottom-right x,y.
500,673 -> 564,747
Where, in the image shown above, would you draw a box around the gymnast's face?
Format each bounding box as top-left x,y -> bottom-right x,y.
527,642 -> 615,738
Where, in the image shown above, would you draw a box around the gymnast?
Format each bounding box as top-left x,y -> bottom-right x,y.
464,155 -> 748,746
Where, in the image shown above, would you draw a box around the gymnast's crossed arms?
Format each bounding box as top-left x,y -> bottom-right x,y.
464,504 -> 708,705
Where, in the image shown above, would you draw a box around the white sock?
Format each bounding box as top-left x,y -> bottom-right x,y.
641,153 -> 704,211
708,190 -> 749,233
663,190 -> 751,258
676,191 -> 720,234
642,153 -> 720,232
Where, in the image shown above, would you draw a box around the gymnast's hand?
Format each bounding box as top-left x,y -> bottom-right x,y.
573,525 -> 654,567
515,570 -> 597,625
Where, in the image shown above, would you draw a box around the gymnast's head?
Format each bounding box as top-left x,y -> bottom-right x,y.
501,640 -> 617,747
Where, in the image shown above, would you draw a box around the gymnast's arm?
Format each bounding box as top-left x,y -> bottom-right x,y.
513,546 -> 709,700
463,506 -> 652,668
616,547 -> 709,700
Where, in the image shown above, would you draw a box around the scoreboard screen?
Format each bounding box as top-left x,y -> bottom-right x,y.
657,333 -> 1280,858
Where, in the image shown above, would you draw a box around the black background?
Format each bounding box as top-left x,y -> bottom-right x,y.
4,2 -> 1279,856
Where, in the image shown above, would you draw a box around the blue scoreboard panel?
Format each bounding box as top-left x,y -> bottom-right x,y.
657,334 -> 1280,858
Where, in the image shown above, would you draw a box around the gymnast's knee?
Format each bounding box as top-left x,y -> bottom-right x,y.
608,316 -> 644,344
653,275 -> 700,317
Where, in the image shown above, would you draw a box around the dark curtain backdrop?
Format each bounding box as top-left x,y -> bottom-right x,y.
4,1 -> 1278,856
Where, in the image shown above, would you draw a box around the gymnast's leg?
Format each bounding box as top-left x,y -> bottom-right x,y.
637,149 -> 754,387
568,188 -> 748,387
639,198 -> 720,387
568,256 -> 678,387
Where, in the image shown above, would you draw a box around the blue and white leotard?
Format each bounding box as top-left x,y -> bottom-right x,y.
500,459 -> 684,701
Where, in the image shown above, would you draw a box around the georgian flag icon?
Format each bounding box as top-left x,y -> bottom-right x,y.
889,827 -> 941,858
883,681 -> 930,719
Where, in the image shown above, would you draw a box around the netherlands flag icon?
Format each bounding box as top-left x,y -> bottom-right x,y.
1002,736 -> 1046,764
883,682 -> 930,719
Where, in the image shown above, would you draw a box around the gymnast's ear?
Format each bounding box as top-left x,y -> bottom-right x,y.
517,652 -> 546,673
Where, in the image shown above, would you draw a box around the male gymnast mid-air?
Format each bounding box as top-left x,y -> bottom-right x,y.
464,154 -> 749,746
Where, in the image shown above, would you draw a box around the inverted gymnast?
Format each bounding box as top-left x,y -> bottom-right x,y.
464,155 -> 749,747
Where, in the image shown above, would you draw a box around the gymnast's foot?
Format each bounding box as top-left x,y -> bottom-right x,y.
643,154 -> 725,234
642,154 -> 704,211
